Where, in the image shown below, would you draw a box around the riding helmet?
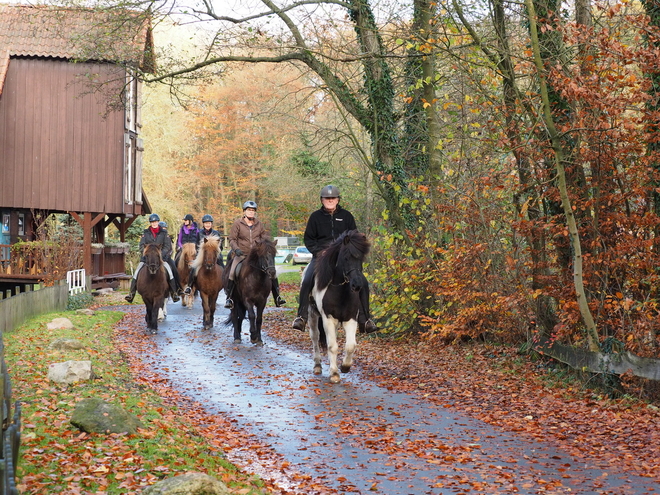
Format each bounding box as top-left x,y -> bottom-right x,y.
243,200 -> 258,210
320,185 -> 340,198
202,214 -> 214,223
159,221 -> 167,229
148,213 -> 160,222
183,214 -> 194,221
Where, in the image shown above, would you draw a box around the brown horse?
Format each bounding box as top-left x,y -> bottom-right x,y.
177,242 -> 197,308
191,235 -> 224,330
136,244 -> 169,334
223,239 -> 277,345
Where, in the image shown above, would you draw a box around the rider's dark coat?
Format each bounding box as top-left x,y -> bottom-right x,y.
229,217 -> 267,254
139,227 -> 173,261
303,204 -> 357,257
177,222 -> 200,249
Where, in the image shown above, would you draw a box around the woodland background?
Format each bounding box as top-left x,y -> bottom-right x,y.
58,0 -> 660,369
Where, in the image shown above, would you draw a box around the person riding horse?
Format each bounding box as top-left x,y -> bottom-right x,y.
125,213 -> 183,303
174,213 -> 200,266
224,201 -> 286,310
292,185 -> 377,334
183,214 -> 224,293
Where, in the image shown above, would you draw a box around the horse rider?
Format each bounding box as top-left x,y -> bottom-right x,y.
174,213 -> 200,266
291,185 -> 377,334
183,214 -> 224,293
125,213 -> 182,303
224,200 -> 286,309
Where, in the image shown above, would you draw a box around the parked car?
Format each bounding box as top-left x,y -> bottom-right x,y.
292,246 -> 312,264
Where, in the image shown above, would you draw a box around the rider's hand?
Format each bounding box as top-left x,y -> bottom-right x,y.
235,249 -> 244,257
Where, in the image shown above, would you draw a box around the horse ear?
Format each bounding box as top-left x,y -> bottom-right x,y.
204,237 -> 208,244
343,234 -> 351,245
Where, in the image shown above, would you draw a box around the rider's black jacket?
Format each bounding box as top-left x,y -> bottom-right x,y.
139,227 -> 173,261
303,205 -> 357,257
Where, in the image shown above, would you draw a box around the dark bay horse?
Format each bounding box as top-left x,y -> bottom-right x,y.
191,235 -> 224,330
308,230 -> 371,383
223,239 -> 277,345
136,244 -> 170,334
177,242 -> 197,308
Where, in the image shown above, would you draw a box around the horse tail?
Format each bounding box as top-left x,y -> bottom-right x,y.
318,317 -> 327,351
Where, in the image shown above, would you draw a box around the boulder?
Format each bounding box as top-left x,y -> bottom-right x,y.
70,398 -> 143,435
47,317 -> 75,330
76,308 -> 96,315
48,338 -> 84,351
142,473 -> 231,495
48,360 -> 93,384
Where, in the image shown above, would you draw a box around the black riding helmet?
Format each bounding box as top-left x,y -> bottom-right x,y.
202,214 -> 214,223
183,214 -> 194,221
149,213 -> 160,222
320,185 -> 340,198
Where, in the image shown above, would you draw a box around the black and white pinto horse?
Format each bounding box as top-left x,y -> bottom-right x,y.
308,230 -> 371,383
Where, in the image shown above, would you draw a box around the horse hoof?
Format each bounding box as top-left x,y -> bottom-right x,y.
313,365 -> 322,375
251,340 -> 264,346
233,338 -> 242,344
329,373 -> 341,384
340,365 -> 351,373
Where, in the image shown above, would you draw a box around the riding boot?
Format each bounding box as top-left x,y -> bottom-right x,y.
168,277 -> 181,302
125,277 -> 137,303
272,278 -> 286,307
224,279 -> 234,309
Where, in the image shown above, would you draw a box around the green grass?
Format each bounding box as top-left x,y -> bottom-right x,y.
5,310 -> 267,494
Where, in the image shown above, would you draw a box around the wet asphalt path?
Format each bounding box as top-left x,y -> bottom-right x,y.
132,293 -> 657,495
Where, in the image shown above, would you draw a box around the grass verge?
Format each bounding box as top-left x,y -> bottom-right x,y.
5,308 -> 268,494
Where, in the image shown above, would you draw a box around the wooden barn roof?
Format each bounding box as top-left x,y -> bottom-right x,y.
0,3 -> 154,94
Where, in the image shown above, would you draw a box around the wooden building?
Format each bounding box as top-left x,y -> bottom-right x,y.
0,4 -> 154,288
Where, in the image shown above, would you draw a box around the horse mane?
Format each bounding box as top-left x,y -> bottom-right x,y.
143,243 -> 162,259
314,230 -> 370,289
245,239 -> 277,269
192,235 -> 221,270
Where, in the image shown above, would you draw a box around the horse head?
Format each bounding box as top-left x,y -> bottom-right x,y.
249,239 -> 277,279
316,230 -> 370,291
200,235 -> 221,270
143,244 -> 163,275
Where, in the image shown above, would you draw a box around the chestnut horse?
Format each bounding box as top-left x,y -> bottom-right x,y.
177,242 -> 197,308
308,230 -> 371,383
136,244 -> 170,334
223,239 -> 277,345
191,235 -> 224,330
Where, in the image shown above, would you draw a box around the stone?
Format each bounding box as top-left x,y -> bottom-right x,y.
47,360 -> 93,384
70,398 -> 144,435
76,308 -> 96,315
47,317 -> 75,330
142,473 -> 231,495
48,338 -> 84,351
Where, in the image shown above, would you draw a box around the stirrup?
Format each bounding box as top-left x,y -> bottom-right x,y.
183,287 -> 192,295
224,298 -> 234,309
171,292 -> 180,303
275,296 -> 286,307
125,293 -> 135,303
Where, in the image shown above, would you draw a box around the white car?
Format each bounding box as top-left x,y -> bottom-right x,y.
292,246 -> 312,264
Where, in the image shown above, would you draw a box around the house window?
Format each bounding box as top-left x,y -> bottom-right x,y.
17,213 -> 24,236
2,214 -> 8,234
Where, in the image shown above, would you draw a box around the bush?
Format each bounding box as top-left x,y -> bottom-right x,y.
67,292 -> 94,310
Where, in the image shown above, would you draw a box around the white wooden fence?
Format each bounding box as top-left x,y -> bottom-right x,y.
66,269 -> 86,295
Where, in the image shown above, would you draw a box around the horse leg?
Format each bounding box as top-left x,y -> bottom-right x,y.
246,304 -> 260,344
232,308 -> 243,343
340,319 -> 359,373
207,290 -> 218,329
251,305 -> 264,346
309,307 -> 322,375
322,316 -> 341,383
201,293 -> 211,330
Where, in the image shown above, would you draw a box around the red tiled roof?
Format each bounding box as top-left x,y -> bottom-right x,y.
0,4 -> 154,68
